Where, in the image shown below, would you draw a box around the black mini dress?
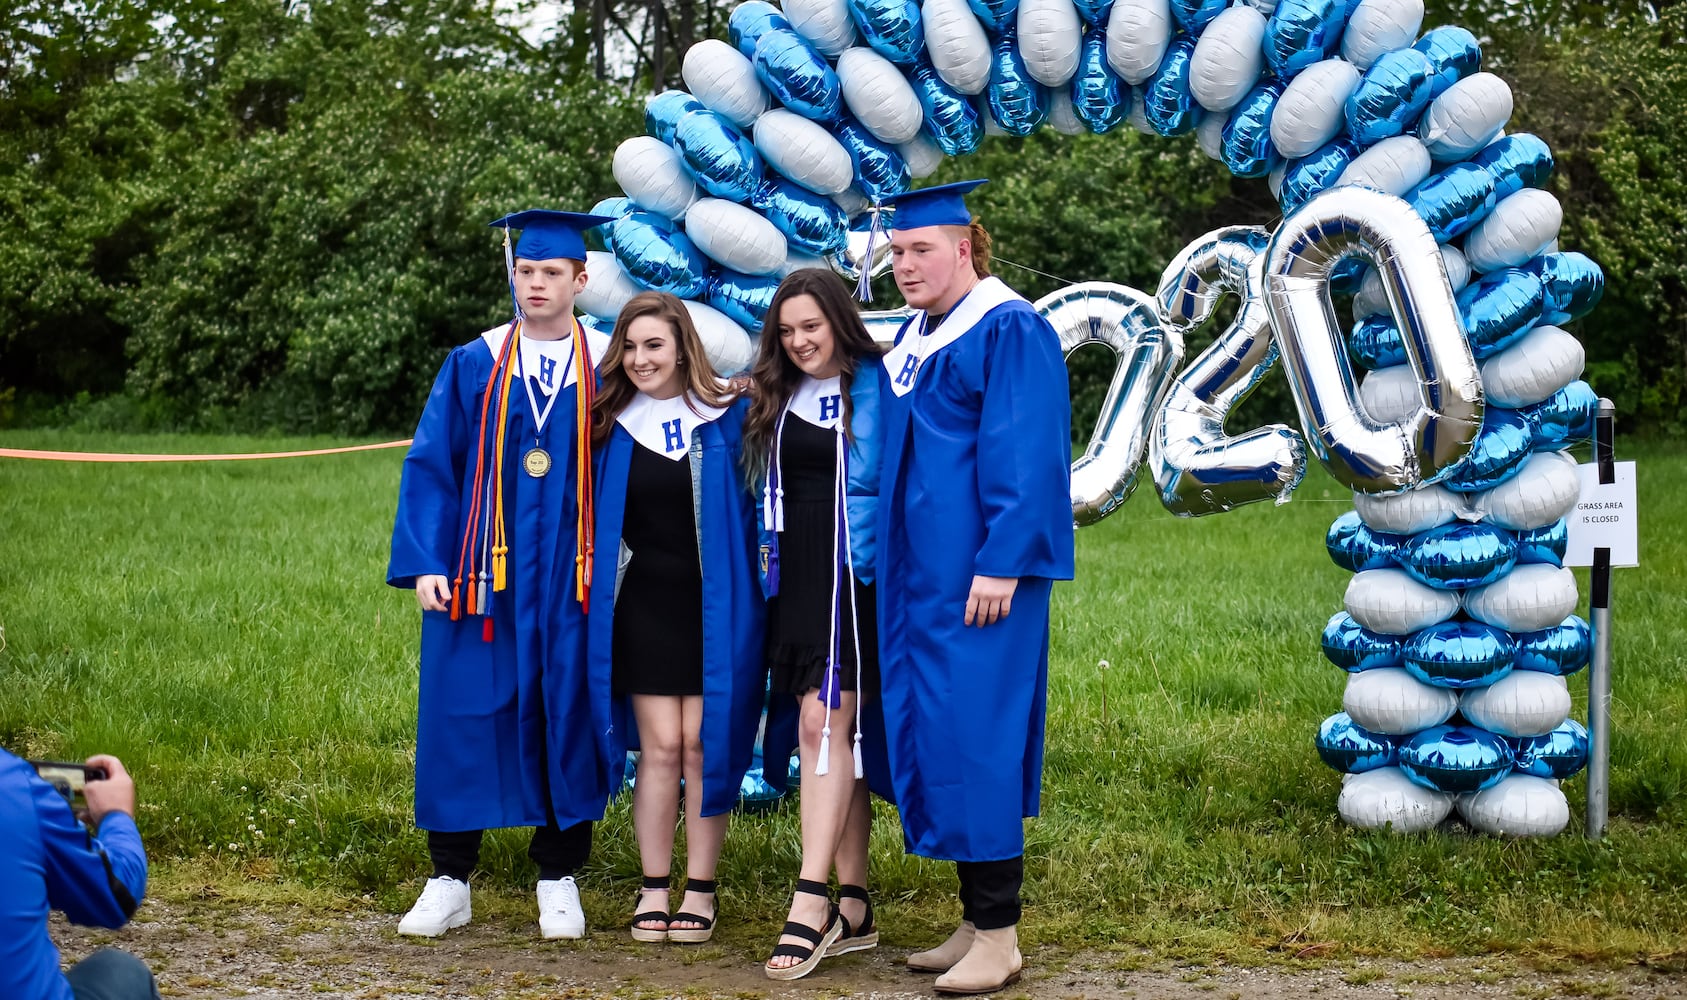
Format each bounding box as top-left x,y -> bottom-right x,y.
612,441 -> 704,696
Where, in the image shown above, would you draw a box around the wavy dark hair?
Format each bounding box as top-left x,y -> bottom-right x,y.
741,268 -> 883,485
590,291 -> 734,448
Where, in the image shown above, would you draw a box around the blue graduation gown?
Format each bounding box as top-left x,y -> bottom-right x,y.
873,277 -> 1076,862
387,324 -> 613,833
586,396 -> 767,817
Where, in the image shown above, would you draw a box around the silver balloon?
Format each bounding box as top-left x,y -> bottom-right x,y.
1263,185 -> 1482,494
1036,282 -> 1184,525
862,305 -> 917,346
1150,226 -> 1307,515
826,227 -> 895,284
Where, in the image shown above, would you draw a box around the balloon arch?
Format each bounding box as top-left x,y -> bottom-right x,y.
573,0 -> 1605,837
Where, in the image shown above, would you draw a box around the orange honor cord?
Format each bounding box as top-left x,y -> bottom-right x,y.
454,321 -> 518,620
573,318 -> 596,611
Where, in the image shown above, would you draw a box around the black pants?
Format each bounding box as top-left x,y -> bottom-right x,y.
428,820 -> 593,882
957,856 -> 1023,930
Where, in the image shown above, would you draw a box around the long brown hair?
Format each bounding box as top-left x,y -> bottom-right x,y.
591,291 -> 734,447
741,268 -> 883,485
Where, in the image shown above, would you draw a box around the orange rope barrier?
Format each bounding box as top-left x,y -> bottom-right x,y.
0,440 -> 413,463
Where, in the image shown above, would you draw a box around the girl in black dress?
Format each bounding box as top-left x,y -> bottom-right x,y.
741,270 -> 885,980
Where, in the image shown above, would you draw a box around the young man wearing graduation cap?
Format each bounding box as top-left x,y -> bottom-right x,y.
872,180 -> 1075,994
387,209 -> 620,940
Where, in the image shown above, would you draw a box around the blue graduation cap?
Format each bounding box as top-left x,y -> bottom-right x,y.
882,179 -> 987,230
488,209 -> 618,262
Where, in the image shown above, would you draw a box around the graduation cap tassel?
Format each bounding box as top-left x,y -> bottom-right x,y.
502,226 -> 524,321
853,204 -> 886,304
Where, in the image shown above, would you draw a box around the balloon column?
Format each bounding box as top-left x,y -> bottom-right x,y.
583,0 -> 1602,832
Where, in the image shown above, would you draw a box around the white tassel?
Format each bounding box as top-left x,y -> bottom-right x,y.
852,731 -> 864,779
816,725 -> 831,776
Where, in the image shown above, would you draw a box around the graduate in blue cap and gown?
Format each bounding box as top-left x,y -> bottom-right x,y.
870,180 -> 1075,994
583,290 -> 765,945
387,208 -> 618,941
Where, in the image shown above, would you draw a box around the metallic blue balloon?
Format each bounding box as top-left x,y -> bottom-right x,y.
672,109 -> 765,202
1402,620 -> 1516,689
738,766 -> 785,811
755,29 -> 843,123
835,118 -> 911,201
1264,0 -> 1347,79
1348,313 -> 1407,370
1407,162 -> 1498,243
1322,612 -> 1405,672
752,177 -> 848,254
911,61 -> 984,155
613,215 -> 709,299
707,269 -> 782,330
1317,712 -> 1398,773
1457,267 -> 1544,360
1170,0 -> 1228,33
591,197 -> 634,251
646,90 -> 708,144
1399,724 -> 1515,793
1142,36 -> 1202,137
730,1 -> 793,59
1397,522 -> 1518,590
1512,719 -> 1589,780
1072,28 -> 1129,135
1074,0 -> 1115,26
969,0 -> 1020,33
1221,81 -> 1285,178
1345,48 -> 1435,146
1514,615 -> 1592,676
1438,406 -> 1533,492
849,0 -> 926,65
1280,139 -> 1359,216
1469,133 -> 1554,201
1412,25 -> 1481,99
787,751 -> 802,785
1526,251 -> 1605,325
621,751 -> 638,792
1514,518 -> 1569,566
1520,380 -> 1598,450
988,34 -> 1049,136
1326,510 -> 1403,572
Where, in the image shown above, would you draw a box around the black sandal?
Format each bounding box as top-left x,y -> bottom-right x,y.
764,878 -> 843,981
629,875 -> 670,943
826,884 -> 878,956
667,877 -> 718,944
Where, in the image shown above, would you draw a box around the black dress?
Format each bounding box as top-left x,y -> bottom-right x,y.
612,441 -> 704,696
766,416 -> 879,696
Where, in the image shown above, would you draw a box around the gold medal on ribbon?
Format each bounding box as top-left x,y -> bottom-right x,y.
522,447 -> 552,478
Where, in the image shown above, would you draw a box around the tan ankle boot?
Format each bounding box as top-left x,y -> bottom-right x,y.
905,920 -> 976,973
933,925 -> 1022,995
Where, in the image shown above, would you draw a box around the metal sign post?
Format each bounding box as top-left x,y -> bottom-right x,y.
1585,399 -> 1617,839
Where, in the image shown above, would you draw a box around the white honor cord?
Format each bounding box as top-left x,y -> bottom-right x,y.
763,406 -> 789,532
515,326 -> 567,439
839,434 -> 865,780
816,431 -> 843,778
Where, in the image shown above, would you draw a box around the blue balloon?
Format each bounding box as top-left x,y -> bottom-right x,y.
1514,518 -> 1569,566
1221,80 -> 1285,178
1469,133 -> 1554,201
1072,28 -> 1129,135
645,90 -> 707,144
911,61 -> 985,155
969,0 -> 1020,33
1458,267 -> 1544,360
1322,612 -> 1405,672
849,0 -> 926,64
621,751 -> 639,792
1514,615 -> 1592,676
1073,0 -> 1115,26
836,117 -> 911,201
1526,251 -> 1605,325
591,197 -> 634,251
730,1 -> 793,59
1412,25 -> 1481,99
1142,36 -> 1202,137
1399,724 -> 1515,793
753,178 -> 848,254
1512,719 -> 1589,780
1264,0 -> 1347,79
988,34 -> 1049,136
1316,712 -> 1398,773
787,751 -> 802,785
672,109 -> 765,203
708,269 -> 783,331
1326,510 -> 1403,572
1519,380 -> 1598,451
1345,48 -> 1435,146
613,216 -> 708,299
1170,0 -> 1228,33
1407,162 -> 1498,243
1438,406 -> 1533,492
1397,522 -> 1518,590
1280,139 -> 1360,215
1349,313 -> 1407,370
1403,620 -> 1516,690
738,766 -> 785,811
755,29 -> 843,123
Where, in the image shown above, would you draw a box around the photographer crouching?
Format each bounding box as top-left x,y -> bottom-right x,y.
2,749 -> 159,1000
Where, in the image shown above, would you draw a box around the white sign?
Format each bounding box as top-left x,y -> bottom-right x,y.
1565,461 -> 1638,568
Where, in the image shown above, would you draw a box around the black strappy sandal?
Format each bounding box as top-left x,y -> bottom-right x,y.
825,884 -> 878,956
764,878 -> 843,981
629,875 -> 670,943
667,877 -> 718,944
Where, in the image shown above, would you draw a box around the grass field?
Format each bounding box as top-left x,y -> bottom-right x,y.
2,429 -> 1684,966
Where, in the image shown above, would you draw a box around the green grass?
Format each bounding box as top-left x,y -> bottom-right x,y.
2,430 -> 1686,965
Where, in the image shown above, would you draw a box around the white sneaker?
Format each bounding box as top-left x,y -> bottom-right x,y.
397,876 -> 472,937
537,876 -> 587,939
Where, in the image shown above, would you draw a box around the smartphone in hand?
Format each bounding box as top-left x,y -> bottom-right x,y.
29,760 -> 109,823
